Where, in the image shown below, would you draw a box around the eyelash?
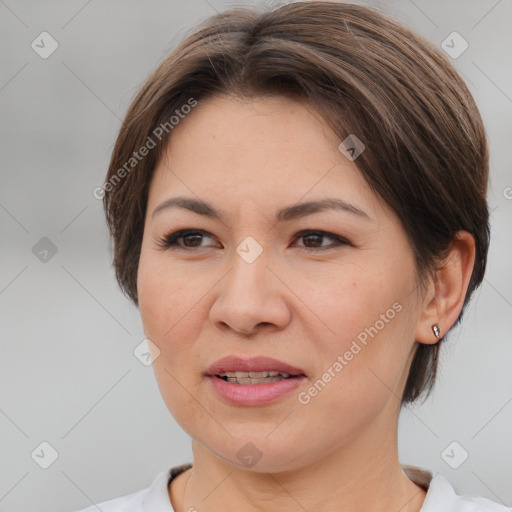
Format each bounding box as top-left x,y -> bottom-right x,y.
156,229 -> 350,253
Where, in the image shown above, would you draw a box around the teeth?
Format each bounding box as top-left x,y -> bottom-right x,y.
217,370 -> 292,379
226,376 -> 288,385
216,370 -> 298,385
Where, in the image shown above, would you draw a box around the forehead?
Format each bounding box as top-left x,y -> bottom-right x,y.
148,94 -> 381,220
167,94 -> 339,156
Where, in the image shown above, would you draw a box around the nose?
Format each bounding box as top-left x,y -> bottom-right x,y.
209,250 -> 292,337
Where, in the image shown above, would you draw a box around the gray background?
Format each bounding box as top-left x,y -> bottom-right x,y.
1,1 -> 511,511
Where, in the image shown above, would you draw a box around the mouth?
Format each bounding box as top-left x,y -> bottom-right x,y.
215,370 -> 301,385
206,355 -> 306,385
206,356 -> 307,406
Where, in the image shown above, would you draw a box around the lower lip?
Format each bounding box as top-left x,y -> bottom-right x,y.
207,375 -> 306,406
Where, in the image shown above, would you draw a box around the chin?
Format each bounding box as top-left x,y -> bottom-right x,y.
193,428 -> 322,474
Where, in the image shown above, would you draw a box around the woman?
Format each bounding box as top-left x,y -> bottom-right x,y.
78,2 -> 509,511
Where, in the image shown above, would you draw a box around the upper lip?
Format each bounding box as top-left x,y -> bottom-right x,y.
206,356 -> 306,376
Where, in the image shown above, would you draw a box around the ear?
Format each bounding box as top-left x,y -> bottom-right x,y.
415,231 -> 476,344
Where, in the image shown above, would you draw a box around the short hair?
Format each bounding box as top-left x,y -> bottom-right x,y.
102,1 -> 490,404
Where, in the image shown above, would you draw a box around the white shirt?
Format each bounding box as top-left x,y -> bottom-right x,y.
75,463 -> 511,512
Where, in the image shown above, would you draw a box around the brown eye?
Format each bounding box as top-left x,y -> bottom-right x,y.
294,230 -> 350,251
302,233 -> 324,248
181,233 -> 204,247
158,229 -> 217,249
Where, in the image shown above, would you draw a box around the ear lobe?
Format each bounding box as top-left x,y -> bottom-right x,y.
415,231 -> 476,345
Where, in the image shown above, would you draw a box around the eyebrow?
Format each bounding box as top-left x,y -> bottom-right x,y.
152,196 -> 372,222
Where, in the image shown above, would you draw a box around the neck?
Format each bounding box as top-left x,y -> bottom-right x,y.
170,416 -> 426,512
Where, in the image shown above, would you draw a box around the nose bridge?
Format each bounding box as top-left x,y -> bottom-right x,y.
210,239 -> 291,334
225,240 -> 271,307
225,230 -> 270,292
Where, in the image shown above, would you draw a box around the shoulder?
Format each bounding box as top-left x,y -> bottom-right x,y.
73,468 -> 176,512
423,473 -> 512,512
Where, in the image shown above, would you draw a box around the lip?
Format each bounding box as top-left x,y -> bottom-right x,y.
206,356 -> 307,407
206,355 -> 306,377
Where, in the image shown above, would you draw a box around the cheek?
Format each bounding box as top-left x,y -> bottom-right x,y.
304,257 -> 418,400
137,252 -> 210,419
300,258 -> 411,346
137,253 -> 196,343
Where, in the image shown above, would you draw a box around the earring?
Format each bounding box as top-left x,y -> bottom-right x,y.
432,323 -> 441,339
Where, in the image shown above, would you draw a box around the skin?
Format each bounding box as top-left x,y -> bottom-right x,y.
137,94 -> 476,512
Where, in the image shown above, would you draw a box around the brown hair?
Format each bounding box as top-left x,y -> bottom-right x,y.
102,1 -> 489,404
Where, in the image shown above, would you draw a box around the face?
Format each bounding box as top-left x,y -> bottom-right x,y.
137,94 -> 424,472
